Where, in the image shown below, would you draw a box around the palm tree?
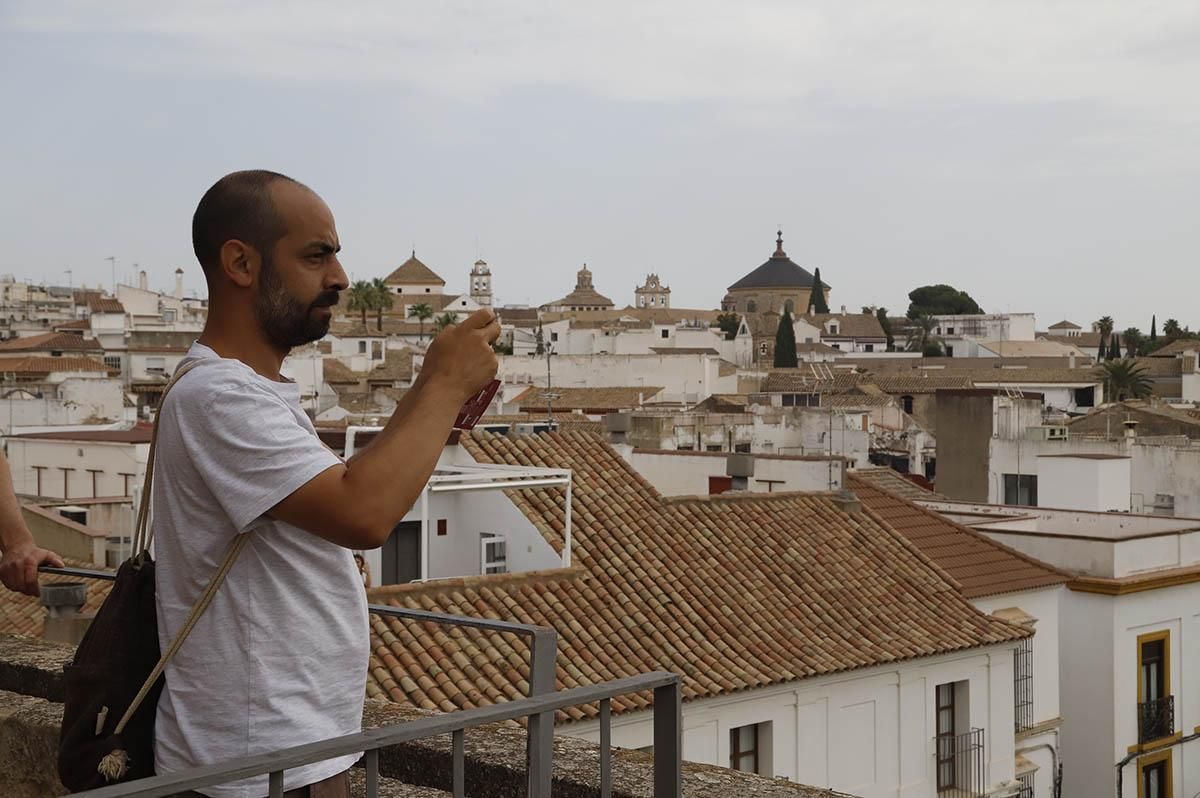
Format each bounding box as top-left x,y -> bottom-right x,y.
408,303 -> 434,342
1096,360 -> 1153,401
433,312 -> 457,333
346,280 -> 374,327
370,278 -> 394,332
1163,318 -> 1182,339
1094,316 -> 1115,339
905,314 -> 942,355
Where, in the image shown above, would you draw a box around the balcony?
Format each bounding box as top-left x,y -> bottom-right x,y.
1138,695 -> 1175,744
935,728 -> 985,798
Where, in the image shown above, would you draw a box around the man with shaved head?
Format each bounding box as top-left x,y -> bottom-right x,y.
154,171 -> 499,797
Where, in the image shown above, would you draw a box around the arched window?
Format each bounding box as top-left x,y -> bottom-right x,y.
784,299 -> 794,314
747,300 -> 758,313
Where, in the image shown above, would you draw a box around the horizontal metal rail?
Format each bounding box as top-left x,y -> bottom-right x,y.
71,672 -> 682,798
39,565 -> 563,796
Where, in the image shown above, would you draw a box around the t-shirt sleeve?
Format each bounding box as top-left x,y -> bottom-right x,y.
176,381 -> 343,532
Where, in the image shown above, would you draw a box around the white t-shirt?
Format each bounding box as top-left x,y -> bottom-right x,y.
152,343 -> 368,798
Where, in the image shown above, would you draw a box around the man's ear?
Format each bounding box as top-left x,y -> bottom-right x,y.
218,240 -> 258,288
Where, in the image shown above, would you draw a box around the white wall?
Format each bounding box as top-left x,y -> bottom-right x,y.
0,378 -> 125,432
1036,456 -> 1131,513
626,450 -> 844,496
565,644 -> 1020,798
1058,589 -> 1116,797
498,353 -> 738,403
4,437 -> 148,499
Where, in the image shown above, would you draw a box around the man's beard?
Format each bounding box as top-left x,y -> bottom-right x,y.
254,255 -> 339,349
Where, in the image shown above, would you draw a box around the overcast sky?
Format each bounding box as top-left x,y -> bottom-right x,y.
2,2 -> 1198,331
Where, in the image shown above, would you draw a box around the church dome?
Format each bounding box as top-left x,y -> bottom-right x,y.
727,231 -> 827,292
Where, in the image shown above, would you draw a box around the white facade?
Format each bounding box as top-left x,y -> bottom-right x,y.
1036,454 -> 1132,512
498,353 -> 738,405
566,643 -> 1023,798
933,314 -> 1037,357
987,436 -> 1200,517
117,283 -> 205,331
0,377 -> 126,432
624,449 -> 846,496
4,435 -> 148,499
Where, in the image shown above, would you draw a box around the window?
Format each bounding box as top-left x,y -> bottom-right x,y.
661,329 -> 670,339
746,300 -> 757,313
103,355 -> 121,370
1138,631 -> 1173,744
424,288 -> 430,293
358,341 -> 367,353
782,393 -> 819,407
946,326 -> 955,335
901,395 -> 914,414
729,722 -> 768,774
864,344 -> 874,352
784,299 -> 794,314
734,443 -> 751,453
550,332 -> 558,342
945,345 -> 955,357
935,683 -> 958,791
1003,474 -> 1038,506
1139,750 -> 1172,798
481,535 -> 507,575
163,308 -> 176,323
145,356 -> 166,375
829,323 -> 839,335
1014,635 -> 1034,732
758,342 -> 769,356
705,444 -> 722,452
372,340 -> 383,360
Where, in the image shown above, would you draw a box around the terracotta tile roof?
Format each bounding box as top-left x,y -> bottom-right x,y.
0,559 -> 113,638
0,332 -> 103,352
648,347 -> 720,355
1149,339 -> 1200,357
0,356 -> 117,375
847,475 -> 1067,599
849,468 -> 943,501
323,358 -> 360,384
966,367 -> 1104,384
86,296 -> 126,314
54,320 -> 91,331
1041,332 -> 1103,348
760,371 -> 864,393
864,373 -> 975,393
799,313 -> 887,340
976,340 -> 1088,358
366,431 -> 1029,720
384,254 -> 445,286
367,349 -> 415,384
823,392 -> 895,409
1127,357 -> 1182,377
514,386 -> 664,413
1048,320 -> 1081,330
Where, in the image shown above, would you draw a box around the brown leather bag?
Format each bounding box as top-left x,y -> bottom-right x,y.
58,361 -> 249,790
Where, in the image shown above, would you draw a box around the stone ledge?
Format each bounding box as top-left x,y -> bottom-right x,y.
0,634 -> 850,798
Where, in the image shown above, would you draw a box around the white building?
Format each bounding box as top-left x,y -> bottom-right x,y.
498,351 -> 739,406
931,314 -> 1037,358
4,425 -> 150,499
0,358 -> 127,432
924,495 -> 1200,798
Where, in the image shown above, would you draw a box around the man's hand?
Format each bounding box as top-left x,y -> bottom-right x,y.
419,309 -> 501,403
0,542 -> 64,597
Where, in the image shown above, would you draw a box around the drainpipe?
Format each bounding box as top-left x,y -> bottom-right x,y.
1115,731 -> 1200,798
1016,730 -> 1061,798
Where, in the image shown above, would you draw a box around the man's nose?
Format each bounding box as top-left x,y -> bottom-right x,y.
327,258 -> 350,292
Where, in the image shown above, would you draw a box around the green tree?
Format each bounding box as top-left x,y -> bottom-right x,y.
1094,316 -> 1115,340
905,314 -> 941,354
715,312 -> 741,341
876,307 -> 894,351
807,268 -> 830,314
492,340 -> 513,355
1163,319 -> 1182,340
773,310 -> 798,368
534,322 -> 545,356
346,280 -> 374,326
1097,360 -> 1153,401
1150,315 -> 1157,344
1122,328 -> 1145,357
1097,335 -> 1107,361
408,302 -> 434,342
905,285 -> 983,319
370,277 -> 394,331
433,312 -> 457,333
1106,333 -> 1119,361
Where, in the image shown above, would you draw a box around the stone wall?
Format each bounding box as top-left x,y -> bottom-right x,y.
0,634 -> 853,798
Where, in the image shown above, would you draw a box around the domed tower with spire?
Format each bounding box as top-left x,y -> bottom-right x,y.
469,259 -> 493,307
721,230 -> 829,315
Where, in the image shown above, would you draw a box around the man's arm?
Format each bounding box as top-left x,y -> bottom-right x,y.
268,309 -> 501,549
0,449 -> 63,597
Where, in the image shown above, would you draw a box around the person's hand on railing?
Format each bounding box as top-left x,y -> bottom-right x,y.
0,540 -> 64,597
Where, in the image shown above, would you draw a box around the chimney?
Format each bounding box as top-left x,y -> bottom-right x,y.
604,411 -> 632,445
138,270 -> 148,291
174,267 -> 184,299
41,583 -> 93,645
831,488 -> 862,514
1123,419 -> 1139,441
840,305 -> 847,315
726,453 -> 755,491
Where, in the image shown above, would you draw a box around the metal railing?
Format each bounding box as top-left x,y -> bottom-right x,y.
72,671 -> 681,798
1137,695 -> 1174,744
1016,771 -> 1034,798
935,728 -> 985,798
42,565 -> 681,797
1013,636 -> 1034,733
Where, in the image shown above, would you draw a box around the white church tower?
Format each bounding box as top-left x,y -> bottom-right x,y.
469,259 -> 493,307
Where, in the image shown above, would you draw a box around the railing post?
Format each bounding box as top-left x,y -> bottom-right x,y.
653,680 -> 682,798
526,627 -> 557,798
